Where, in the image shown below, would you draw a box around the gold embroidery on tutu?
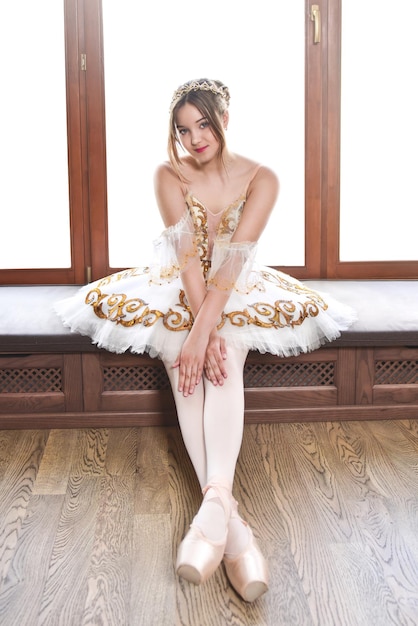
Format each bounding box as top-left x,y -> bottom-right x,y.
86,284 -> 327,333
218,295 -> 326,330
97,267 -> 149,287
85,288 -> 193,331
216,276 -> 328,330
260,270 -> 328,309
163,290 -> 193,331
85,288 -> 164,328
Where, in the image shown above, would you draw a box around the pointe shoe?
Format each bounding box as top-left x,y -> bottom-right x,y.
176,526 -> 226,585
176,478 -> 232,585
223,510 -> 269,602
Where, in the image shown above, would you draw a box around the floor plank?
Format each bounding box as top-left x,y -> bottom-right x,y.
0,494 -> 65,626
0,420 -> 417,625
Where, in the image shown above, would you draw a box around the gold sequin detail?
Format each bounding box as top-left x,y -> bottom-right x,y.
187,194 -> 246,280
86,283 -> 327,333
218,298 -> 324,330
97,267 -> 148,287
217,195 -> 245,236
86,287 -> 193,331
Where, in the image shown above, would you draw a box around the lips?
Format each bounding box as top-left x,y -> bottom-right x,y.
195,146 -> 208,154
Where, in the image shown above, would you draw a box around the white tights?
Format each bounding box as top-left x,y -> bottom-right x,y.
163,345 -> 249,553
163,344 -> 248,489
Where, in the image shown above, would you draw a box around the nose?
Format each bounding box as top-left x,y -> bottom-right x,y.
190,129 -> 201,145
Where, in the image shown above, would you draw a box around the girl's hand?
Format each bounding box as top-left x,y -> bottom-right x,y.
172,331 -> 208,397
204,330 -> 228,386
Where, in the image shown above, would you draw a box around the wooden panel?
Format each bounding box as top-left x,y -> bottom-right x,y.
82,353 -> 104,411
245,387 -> 338,410
355,348 -> 375,405
373,385 -> 418,406
82,352 -> 175,413
0,354 -> 67,414
335,347 -> 356,405
373,346 -> 418,406
246,348 -> 339,364
1,403 -> 418,430
100,390 -> 175,413
375,346 -> 418,360
1,343 -> 418,427
0,393 -> 65,416
63,354 -> 83,411
244,404 -> 418,423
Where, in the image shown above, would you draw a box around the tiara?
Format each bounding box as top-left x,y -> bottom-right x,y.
170,80 -> 228,112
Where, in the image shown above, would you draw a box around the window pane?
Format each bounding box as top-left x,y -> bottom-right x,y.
0,1 -> 70,269
102,0 -> 305,268
340,0 -> 418,261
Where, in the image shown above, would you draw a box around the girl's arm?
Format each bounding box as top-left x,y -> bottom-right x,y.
154,164 -> 228,394
154,164 -> 279,396
231,166 -> 279,244
154,163 -> 207,317
187,166 -> 279,391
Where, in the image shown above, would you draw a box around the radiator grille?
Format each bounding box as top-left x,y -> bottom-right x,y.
102,360 -> 336,391
244,361 -> 335,387
375,360 -> 418,385
0,368 -> 63,393
103,365 -> 171,391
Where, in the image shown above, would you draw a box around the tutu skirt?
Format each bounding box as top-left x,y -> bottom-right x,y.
54,264 -> 357,363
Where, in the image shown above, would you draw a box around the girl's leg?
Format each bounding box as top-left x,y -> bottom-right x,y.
164,348 -> 268,598
164,345 -> 249,547
163,344 -> 247,488
202,346 -> 253,556
163,362 -> 207,488
201,345 -> 248,486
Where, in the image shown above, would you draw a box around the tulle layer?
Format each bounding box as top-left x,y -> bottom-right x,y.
54,265 -> 357,363
207,239 -> 258,293
150,210 -> 198,284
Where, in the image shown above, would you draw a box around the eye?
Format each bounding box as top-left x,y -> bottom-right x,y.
200,121 -> 209,129
178,128 -> 188,136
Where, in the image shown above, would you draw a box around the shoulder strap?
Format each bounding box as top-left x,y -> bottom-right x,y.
243,163 -> 263,196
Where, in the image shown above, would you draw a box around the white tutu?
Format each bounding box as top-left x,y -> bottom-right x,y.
54,266 -> 356,364
54,193 -> 357,363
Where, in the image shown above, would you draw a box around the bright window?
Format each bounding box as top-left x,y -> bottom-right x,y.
340,0 -> 418,261
102,0 -> 305,268
0,1 -> 70,269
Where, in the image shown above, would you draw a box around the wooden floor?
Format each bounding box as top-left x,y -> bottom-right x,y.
0,420 -> 417,625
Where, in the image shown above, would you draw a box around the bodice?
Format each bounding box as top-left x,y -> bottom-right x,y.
185,193 -> 246,277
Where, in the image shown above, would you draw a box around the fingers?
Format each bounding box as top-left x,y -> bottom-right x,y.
219,337 -> 227,360
173,355 -> 203,397
205,360 -> 227,386
180,368 -> 202,397
172,334 -> 226,396
204,350 -> 228,387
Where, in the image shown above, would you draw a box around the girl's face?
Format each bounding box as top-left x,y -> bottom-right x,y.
175,103 -> 221,164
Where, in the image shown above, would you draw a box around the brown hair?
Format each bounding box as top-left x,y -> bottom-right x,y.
167,78 -> 231,179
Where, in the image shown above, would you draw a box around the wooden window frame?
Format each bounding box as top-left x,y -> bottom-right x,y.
324,0 -> 418,279
1,0 -> 416,286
